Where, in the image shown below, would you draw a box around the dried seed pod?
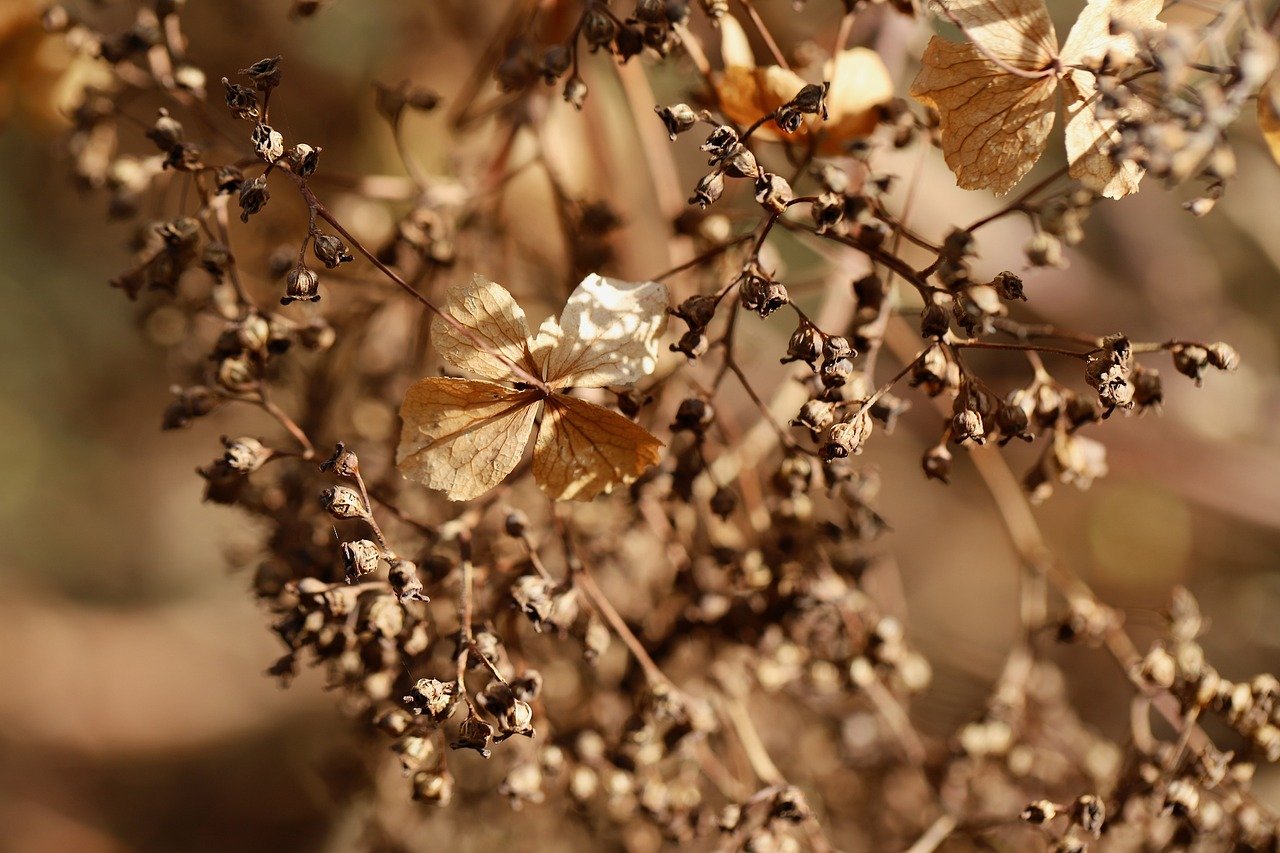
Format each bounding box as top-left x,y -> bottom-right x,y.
321,486 -> 367,520
341,539 -> 381,583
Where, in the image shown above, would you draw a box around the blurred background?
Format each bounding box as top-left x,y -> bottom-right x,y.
2,0 -> 1280,850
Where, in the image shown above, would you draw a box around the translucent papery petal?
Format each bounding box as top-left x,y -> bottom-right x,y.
1060,0 -> 1164,68
534,274 -> 668,389
396,377 -> 539,501
1063,70 -> 1148,199
533,393 -> 663,502
431,274 -> 535,382
928,0 -> 1058,68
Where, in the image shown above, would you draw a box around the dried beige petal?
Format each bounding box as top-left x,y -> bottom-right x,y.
431,274 -> 536,381
533,274 -> 668,389
1060,0 -> 1164,198
1062,70 -> 1146,199
929,0 -> 1059,65
717,65 -> 810,140
910,36 -> 1058,195
719,13 -> 756,69
822,48 -> 895,145
533,394 -> 663,501
1059,0 -> 1162,68
1260,76 -> 1280,166
396,377 -> 539,501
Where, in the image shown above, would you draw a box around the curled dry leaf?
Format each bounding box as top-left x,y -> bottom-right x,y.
1259,75 -> 1280,167
396,274 -> 667,502
715,14 -> 893,152
910,0 -> 1164,198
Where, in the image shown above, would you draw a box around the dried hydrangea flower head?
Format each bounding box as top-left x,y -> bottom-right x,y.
396,273 -> 667,501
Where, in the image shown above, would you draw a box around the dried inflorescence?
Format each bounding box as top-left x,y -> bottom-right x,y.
44,0 -> 1280,848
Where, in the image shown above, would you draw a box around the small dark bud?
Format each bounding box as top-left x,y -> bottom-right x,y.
282,265 -> 320,305
563,76 -> 588,109
673,397 -> 714,432
788,82 -> 829,119
754,172 -> 794,213
674,294 -> 718,330
655,103 -> 698,140
312,233 -> 353,268
952,408 -> 985,444
781,323 -> 823,366
820,413 -> 872,461
1171,343 -> 1210,384
146,109 -> 184,152
251,123 -> 284,162
689,171 -> 725,209
221,78 -> 259,119
920,303 -> 950,339
710,486 -> 737,519
700,125 -> 739,162
286,143 -> 321,176
238,175 -> 270,222
240,55 -> 283,91
992,270 -> 1026,301
922,444 -> 952,483
320,442 -> 360,477
719,144 -> 759,179
389,559 -> 428,602
739,274 -> 788,317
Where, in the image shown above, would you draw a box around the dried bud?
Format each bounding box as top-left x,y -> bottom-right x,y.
1171,343 -> 1209,384
405,678 -> 457,721
710,486 -> 737,518
1021,800 -> 1057,824
739,274 -> 788,317
992,270 -> 1026,301
321,485 -> 367,520
820,357 -> 854,389
920,303 -> 949,339
389,559 -> 428,602
754,172 -> 794,213
780,324 -> 823,366
811,192 -> 845,233
320,442 -> 359,477
655,103 -> 698,140
952,408 -> 985,444
823,335 -> 853,361
286,143 -> 321,176
673,397 -> 714,432
563,76 -> 588,109
504,509 -> 528,538
1024,231 -> 1065,268
1073,795 -> 1105,837
700,125 -> 739,162
146,109 -> 184,152
412,769 -> 454,805
719,144 -> 759,179
240,55 -> 283,91
1163,779 -> 1199,817
221,78 -> 259,119
451,713 -> 494,758
1206,341 -> 1239,371
341,539 -> 381,583
312,233 -> 353,268
788,82 -> 829,118
820,413 -> 873,461
674,294 -> 717,331
251,123 -> 284,162
791,399 -> 835,439
672,328 -> 709,358
689,171 -> 725,208
222,435 -> 272,473
582,8 -> 618,50
283,265 -> 320,305
922,444 -> 952,483
238,175 -> 270,222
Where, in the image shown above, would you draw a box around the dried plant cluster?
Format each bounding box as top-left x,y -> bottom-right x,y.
41,0 -> 1280,849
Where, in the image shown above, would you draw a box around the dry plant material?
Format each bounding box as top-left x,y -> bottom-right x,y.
39,0 -> 1280,848
1260,75 -> 1280,166
397,274 -> 666,501
716,14 -> 893,150
911,0 -> 1164,197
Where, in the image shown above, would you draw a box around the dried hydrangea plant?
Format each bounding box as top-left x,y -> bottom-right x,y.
40,0 -> 1280,848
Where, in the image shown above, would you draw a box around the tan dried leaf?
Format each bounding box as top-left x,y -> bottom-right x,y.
533,394 -> 664,502
1259,75 -> 1280,167
396,378 -> 539,502
398,274 -> 668,502
910,36 -> 1058,195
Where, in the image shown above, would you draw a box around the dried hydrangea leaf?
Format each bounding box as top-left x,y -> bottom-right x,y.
431,274 -> 535,381
533,393 -> 663,501
910,0 -> 1059,195
1258,75 -> 1280,166
396,378 -> 539,501
532,274 -> 668,389
1060,0 -> 1164,198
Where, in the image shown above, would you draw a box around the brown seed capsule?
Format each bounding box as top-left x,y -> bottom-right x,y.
286,143 -> 321,176
251,123 -> 284,162
689,171 -> 725,208
282,265 -> 320,305
1206,341 -> 1239,371
320,442 -> 359,478
321,485 -> 367,520
922,443 -> 952,483
389,559 -> 428,602
655,103 -> 698,140
451,713 -> 495,758
238,175 -> 270,222
222,435 -> 272,473
240,55 -> 283,91
341,539 -> 381,583
754,172 -> 794,213
820,413 -> 873,461
952,408 -> 985,444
